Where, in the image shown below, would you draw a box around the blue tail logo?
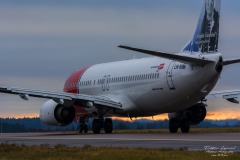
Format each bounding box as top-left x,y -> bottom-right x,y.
182,0 -> 221,53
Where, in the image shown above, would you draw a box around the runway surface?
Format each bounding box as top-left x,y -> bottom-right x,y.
0,132 -> 240,151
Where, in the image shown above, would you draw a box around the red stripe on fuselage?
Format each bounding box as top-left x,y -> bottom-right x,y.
63,66 -> 90,93
63,66 -> 91,117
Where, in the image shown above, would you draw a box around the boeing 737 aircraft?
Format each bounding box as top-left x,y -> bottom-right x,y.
1,0 -> 240,134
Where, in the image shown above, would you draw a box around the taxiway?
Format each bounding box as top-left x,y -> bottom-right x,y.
0,132 -> 239,151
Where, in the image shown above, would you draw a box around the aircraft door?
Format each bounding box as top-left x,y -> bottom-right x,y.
102,75 -> 106,91
102,75 -> 110,91
166,61 -> 176,90
106,75 -> 110,91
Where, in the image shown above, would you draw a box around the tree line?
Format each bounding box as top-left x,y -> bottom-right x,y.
0,117 -> 239,133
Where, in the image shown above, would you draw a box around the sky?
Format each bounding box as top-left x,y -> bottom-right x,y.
0,0 -> 240,120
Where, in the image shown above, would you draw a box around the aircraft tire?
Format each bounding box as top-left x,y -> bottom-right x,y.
104,118 -> 113,134
92,119 -> 101,134
180,118 -> 190,133
169,118 -> 178,133
78,124 -> 83,133
83,124 -> 88,133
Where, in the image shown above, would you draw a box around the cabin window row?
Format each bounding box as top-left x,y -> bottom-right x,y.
79,80 -> 91,86
65,80 -> 91,88
97,73 -> 159,84
65,73 -> 160,88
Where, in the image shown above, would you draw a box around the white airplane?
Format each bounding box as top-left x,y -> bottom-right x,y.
0,0 -> 240,134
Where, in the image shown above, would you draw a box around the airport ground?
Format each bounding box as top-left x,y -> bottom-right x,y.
0,128 -> 240,159
0,128 -> 240,160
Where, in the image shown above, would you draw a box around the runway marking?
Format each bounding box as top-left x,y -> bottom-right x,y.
1,137 -> 240,142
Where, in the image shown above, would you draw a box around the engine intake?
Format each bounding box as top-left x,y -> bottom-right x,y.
40,100 -> 75,126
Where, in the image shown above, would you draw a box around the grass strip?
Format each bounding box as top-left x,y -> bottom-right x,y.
0,143 -> 239,160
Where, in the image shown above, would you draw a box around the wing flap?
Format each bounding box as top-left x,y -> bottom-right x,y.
118,45 -> 214,65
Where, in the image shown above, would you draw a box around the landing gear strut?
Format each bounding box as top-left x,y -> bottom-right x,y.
78,117 -> 88,133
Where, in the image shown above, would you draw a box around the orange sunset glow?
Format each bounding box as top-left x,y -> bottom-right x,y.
4,110 -> 240,120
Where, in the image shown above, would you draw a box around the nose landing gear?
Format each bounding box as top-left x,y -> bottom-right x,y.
78,117 -> 88,133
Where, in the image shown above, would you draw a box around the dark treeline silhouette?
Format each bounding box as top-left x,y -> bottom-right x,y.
0,117 -> 239,133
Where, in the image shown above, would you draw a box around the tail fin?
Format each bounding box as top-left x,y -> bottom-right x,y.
181,0 -> 221,53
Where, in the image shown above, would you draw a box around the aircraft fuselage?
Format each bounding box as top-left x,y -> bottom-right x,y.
64,53 -> 222,118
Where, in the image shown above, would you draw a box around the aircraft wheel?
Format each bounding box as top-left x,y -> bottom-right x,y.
92,119 -> 101,134
83,124 -> 88,133
169,118 -> 179,133
78,124 -> 83,133
104,118 -> 113,134
180,118 -> 190,133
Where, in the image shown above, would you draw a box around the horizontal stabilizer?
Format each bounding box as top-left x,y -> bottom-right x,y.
118,45 -> 214,65
207,90 -> 240,104
223,58 -> 240,66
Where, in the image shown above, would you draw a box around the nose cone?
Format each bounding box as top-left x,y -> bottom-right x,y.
63,66 -> 90,93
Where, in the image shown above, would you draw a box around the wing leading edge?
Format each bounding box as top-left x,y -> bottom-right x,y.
0,86 -> 122,109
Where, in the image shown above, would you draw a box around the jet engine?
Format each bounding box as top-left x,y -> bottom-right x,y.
185,103 -> 206,124
40,100 -> 75,126
168,103 -> 206,124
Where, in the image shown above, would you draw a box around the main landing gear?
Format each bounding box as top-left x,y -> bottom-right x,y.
91,105 -> 113,134
168,103 -> 207,133
92,118 -> 113,134
169,118 -> 190,133
78,106 -> 113,134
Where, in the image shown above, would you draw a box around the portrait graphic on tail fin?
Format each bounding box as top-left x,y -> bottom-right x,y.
199,0 -> 219,53
182,0 -> 221,53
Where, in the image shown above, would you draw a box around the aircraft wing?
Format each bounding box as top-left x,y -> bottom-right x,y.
0,86 -> 122,109
118,45 -> 214,65
206,90 -> 240,104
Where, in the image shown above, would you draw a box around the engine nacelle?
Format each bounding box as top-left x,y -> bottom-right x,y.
168,103 -> 207,125
40,100 -> 75,126
185,104 -> 206,123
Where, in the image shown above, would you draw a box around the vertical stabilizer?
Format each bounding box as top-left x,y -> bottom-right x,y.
182,0 -> 221,53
